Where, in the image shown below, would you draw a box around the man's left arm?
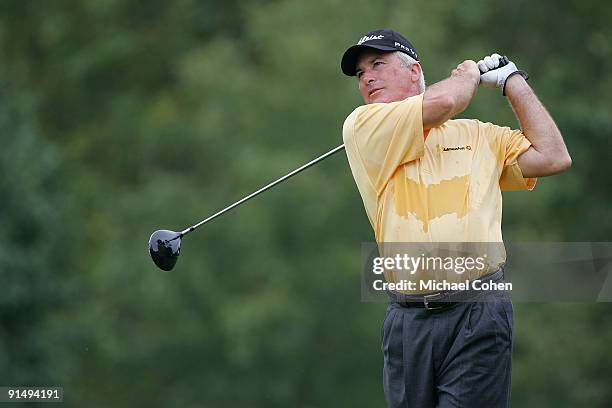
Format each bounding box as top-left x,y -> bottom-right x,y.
479,54 -> 572,177
505,75 -> 572,177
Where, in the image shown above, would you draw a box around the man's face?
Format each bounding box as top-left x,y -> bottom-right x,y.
355,49 -> 419,104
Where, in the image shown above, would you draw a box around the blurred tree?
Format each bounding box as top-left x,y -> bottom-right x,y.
0,84 -> 79,388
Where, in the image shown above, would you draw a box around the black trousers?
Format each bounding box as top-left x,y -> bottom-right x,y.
381,291 -> 514,408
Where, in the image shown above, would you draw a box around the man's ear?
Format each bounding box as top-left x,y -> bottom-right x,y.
410,63 -> 422,84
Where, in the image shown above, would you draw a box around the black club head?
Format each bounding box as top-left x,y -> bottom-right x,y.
148,230 -> 182,271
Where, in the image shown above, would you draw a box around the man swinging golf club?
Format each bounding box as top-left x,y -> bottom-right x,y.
341,29 -> 571,407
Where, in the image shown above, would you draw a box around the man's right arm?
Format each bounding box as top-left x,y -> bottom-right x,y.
422,60 -> 481,129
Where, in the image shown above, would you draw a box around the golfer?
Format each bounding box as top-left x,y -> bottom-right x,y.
341,29 -> 571,407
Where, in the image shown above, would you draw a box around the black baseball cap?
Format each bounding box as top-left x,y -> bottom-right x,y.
341,29 -> 419,76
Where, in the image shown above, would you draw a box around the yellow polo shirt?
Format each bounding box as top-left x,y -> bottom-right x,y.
343,93 -> 536,292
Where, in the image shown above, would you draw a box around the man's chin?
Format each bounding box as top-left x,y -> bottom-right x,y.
370,92 -> 401,104
369,94 -> 388,104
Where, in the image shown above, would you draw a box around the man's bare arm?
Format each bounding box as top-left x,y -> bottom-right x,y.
422,60 -> 480,129
505,76 -> 572,177
478,54 -> 571,177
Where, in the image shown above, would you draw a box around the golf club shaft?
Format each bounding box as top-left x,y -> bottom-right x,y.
179,144 -> 346,236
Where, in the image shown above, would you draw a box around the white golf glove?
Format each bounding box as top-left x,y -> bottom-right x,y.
478,53 -> 528,95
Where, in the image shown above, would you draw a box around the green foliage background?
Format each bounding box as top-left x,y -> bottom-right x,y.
1,0 -> 611,406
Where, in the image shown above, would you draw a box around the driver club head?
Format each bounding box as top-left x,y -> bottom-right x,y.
148,230 -> 182,271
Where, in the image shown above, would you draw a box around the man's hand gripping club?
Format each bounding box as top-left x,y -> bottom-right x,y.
478,53 -> 529,95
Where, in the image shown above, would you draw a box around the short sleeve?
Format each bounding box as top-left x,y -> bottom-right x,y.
499,128 -> 537,191
343,94 -> 425,196
478,121 -> 537,191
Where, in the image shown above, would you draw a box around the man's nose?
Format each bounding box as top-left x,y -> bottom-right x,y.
361,70 -> 375,84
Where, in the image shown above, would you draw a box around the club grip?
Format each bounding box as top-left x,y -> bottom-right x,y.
479,55 -> 509,74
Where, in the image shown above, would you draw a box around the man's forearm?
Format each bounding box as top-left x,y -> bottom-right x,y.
505,75 -> 572,172
422,60 -> 480,128
430,69 -> 479,115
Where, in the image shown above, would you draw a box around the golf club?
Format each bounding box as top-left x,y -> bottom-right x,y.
148,144 -> 346,271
